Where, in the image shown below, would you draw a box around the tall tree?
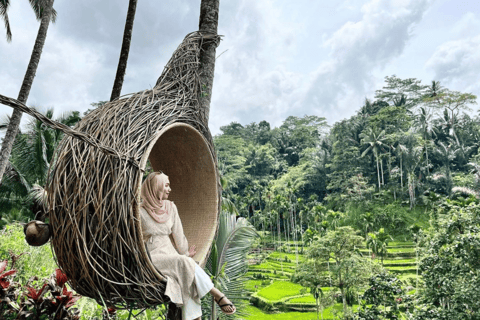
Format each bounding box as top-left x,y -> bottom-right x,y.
110,0 -> 138,101
360,127 -> 389,190
198,0 -> 220,124
374,75 -> 427,109
0,0 -> 12,41
296,227 -> 375,314
425,90 -> 477,145
0,0 -> 56,184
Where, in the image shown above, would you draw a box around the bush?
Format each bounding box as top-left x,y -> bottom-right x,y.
0,223 -> 56,284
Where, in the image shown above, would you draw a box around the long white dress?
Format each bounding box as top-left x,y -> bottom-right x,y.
140,201 -> 213,319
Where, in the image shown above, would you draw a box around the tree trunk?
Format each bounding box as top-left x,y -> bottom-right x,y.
400,157 -> 403,189
110,0 -> 138,102
198,0 -> 220,125
0,0 -> 54,184
376,156 -> 381,190
380,157 -> 384,186
425,146 -> 429,177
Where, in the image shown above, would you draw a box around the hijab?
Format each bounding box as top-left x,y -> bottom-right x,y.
141,172 -> 171,223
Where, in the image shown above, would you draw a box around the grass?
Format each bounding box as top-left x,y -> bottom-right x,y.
245,279 -> 272,292
241,305 -> 319,319
0,224 -> 57,284
268,252 -> 306,262
386,266 -> 417,271
286,295 -> 316,304
382,258 -> 416,263
241,304 -> 357,320
386,247 -> 416,253
388,241 -> 414,246
257,281 -> 305,301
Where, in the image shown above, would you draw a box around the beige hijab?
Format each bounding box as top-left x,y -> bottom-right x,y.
141,172 -> 172,223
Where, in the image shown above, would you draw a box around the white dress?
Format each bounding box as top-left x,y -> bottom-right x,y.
140,202 -> 213,319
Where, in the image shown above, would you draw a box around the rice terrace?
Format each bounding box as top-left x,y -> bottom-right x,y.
1,0 -> 479,319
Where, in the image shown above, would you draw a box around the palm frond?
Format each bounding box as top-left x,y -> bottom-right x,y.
0,0 -> 12,42
0,114 -> 11,131
28,183 -> 47,207
28,0 -> 56,23
218,217 -> 259,279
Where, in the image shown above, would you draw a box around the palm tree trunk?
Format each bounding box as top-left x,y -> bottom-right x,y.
376,156 -> 381,190
198,0 -> 220,125
380,157 -> 384,186
0,0 -> 54,184
400,157 -> 403,189
425,146 -> 429,177
110,0 -> 138,101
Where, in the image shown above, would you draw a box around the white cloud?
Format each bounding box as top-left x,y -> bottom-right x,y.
426,13 -> 480,94
210,0 -> 303,133
303,0 -> 431,117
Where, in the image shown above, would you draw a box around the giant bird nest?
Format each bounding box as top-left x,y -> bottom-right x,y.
42,31 -> 222,308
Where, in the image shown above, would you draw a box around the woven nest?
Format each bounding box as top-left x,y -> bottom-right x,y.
45,31 -> 221,308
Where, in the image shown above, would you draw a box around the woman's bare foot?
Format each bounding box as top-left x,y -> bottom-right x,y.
210,288 -> 236,315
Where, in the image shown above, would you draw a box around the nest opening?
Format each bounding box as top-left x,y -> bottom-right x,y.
139,123 -> 218,273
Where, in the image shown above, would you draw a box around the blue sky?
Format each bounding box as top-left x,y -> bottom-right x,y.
1,0 -> 479,135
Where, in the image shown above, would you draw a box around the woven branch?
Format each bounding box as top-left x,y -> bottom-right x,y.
23,31 -> 222,308
0,94 -> 141,170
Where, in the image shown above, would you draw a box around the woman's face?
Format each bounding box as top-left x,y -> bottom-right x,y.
162,177 -> 171,200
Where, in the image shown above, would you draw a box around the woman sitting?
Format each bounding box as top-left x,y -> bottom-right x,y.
140,172 -> 236,320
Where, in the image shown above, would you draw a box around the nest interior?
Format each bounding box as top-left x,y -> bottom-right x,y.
45,31 -> 221,308
142,123 -> 218,267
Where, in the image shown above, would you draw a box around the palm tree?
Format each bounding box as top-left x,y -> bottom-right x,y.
415,106 -> 434,177
0,108 -> 80,221
433,140 -> 462,197
0,0 -> 56,184
376,228 -> 392,265
361,212 -> 375,240
360,127 -> 389,190
110,0 -> 138,101
393,142 -> 407,190
366,232 -> 378,259
204,210 -> 258,320
198,0 -> 220,124
0,0 -> 12,41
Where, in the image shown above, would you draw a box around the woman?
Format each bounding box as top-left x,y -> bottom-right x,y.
140,172 -> 236,320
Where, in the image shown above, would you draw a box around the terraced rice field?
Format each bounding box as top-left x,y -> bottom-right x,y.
242,241 -> 418,319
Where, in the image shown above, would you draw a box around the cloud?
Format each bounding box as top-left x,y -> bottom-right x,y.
210,0 -> 303,133
426,14 -> 480,93
210,0 -> 432,134
303,0 -> 432,116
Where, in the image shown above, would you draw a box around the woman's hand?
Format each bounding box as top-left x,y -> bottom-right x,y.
187,245 -> 197,257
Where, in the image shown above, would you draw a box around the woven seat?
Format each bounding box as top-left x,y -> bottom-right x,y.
45,32 -> 221,308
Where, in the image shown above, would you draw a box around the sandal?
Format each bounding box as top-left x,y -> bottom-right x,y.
215,295 -> 236,315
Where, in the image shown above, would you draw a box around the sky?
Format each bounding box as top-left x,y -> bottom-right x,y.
1,0 -> 479,136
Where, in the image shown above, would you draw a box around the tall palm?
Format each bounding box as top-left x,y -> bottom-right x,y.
204,210 -> 258,320
376,228 -> 392,265
198,0 -> 220,124
0,0 -> 12,41
110,0 -> 138,101
394,142 -> 407,190
433,140 -> 462,197
0,0 -> 56,184
415,106 -> 434,177
366,232 -> 378,258
0,108 -> 80,222
360,127 -> 389,190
